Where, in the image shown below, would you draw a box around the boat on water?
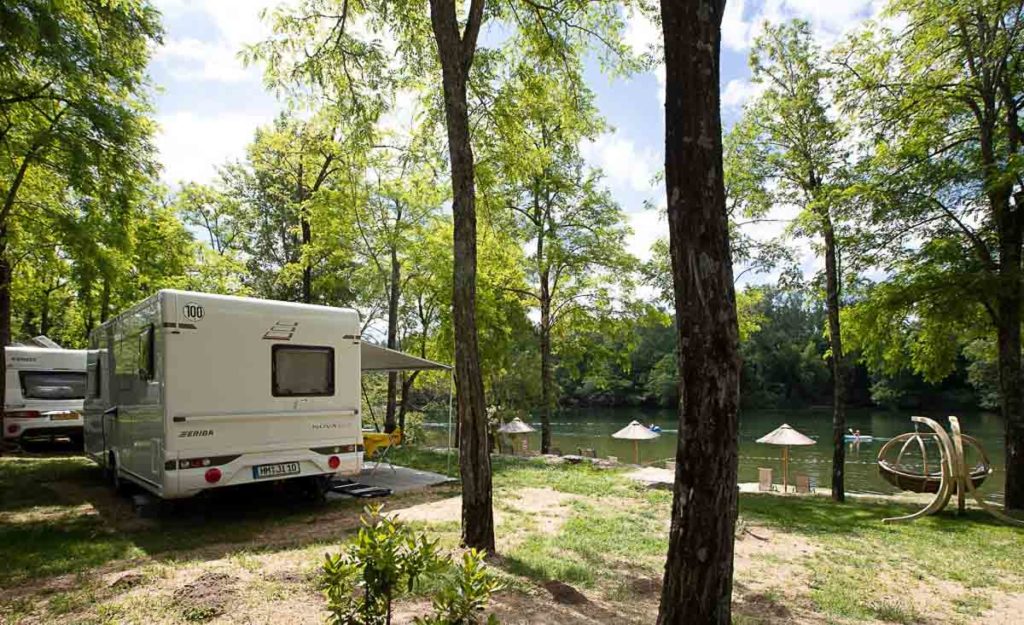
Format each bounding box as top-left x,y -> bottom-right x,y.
844,434 -> 875,442
878,459 -> 991,494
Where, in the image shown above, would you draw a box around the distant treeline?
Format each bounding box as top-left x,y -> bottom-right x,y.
548,288 -> 987,413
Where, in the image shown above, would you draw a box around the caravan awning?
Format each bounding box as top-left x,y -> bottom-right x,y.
360,342 -> 451,372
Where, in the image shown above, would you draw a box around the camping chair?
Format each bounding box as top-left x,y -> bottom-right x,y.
795,474 -> 814,494
758,467 -> 775,492
364,429 -> 402,475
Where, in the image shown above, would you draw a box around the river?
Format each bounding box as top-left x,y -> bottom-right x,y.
423,406 -> 1007,502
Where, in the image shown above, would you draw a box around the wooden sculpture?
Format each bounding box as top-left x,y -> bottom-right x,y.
875,416 -> 1023,526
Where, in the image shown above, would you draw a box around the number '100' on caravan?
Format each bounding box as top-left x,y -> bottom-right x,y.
83,290 -> 449,499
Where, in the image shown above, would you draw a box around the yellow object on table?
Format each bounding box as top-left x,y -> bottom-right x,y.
363,429 -> 402,458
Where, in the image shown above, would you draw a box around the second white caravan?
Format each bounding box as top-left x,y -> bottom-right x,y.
84,290 -> 368,499
4,346 -> 88,444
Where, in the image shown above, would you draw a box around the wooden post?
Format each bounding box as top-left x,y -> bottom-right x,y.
783,447 -> 789,494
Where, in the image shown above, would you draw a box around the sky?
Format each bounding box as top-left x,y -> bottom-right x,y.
150,0 -> 889,284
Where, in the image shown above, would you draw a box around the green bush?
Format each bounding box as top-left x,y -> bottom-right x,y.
320,505 -> 501,625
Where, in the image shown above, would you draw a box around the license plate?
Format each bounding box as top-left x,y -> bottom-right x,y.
252,462 -> 301,479
49,412 -> 79,421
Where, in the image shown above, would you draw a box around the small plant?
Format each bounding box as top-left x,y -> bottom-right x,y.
415,550 -> 503,625
321,504 -> 444,625
320,505 -> 502,625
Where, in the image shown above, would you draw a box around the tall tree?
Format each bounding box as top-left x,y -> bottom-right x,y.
493,63 -> 633,453
731,21 -> 851,501
424,0 -> 494,552
256,0 -> 639,553
657,0 -> 742,623
839,0 -> 1024,509
353,146 -> 443,433
0,0 -> 161,426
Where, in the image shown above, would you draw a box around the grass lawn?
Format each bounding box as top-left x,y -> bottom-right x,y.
1,447 -> 1022,624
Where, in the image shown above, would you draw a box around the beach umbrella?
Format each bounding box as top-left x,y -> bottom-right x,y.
756,423 -> 816,493
498,417 -> 536,454
612,420 -> 660,464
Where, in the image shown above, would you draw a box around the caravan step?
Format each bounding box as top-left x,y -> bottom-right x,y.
329,482 -> 392,498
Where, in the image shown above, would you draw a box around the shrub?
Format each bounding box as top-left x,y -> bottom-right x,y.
320,505 -> 501,625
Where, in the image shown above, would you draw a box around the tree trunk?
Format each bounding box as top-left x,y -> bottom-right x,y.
385,247 -> 400,433
300,212 -> 312,304
39,292 -> 50,337
0,245 -> 10,453
822,213 -> 846,503
100,277 -> 111,324
657,2 -> 741,623
539,264 -> 552,453
996,191 -> 1024,511
398,371 -> 418,433
429,0 -> 494,554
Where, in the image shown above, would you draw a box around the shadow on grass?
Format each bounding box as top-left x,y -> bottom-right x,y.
738,493 -> 1017,536
0,454 -> 450,588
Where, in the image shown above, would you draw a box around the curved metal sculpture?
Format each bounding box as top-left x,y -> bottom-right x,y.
876,416 -> 1023,526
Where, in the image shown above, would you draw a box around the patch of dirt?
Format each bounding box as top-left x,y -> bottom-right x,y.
172,571 -> 238,622
628,576 -> 661,595
982,591 -> 1024,624
543,580 -> 590,605
388,494 -> 466,524
389,487 -> 582,532
108,572 -> 145,591
505,488 -> 582,535
392,588 -> 648,625
737,591 -> 792,620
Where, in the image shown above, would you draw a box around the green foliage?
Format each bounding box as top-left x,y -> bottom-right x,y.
834,0 -> 1024,422
321,505 -> 444,625
320,505 -> 501,625
413,550 -> 503,625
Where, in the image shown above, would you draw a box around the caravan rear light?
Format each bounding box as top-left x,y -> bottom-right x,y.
204,468 -> 222,483
6,424 -> 18,434
6,410 -> 41,419
328,455 -> 340,469
172,455 -> 240,471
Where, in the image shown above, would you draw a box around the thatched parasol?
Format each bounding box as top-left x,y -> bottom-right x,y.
498,417 -> 536,454
612,420 -> 660,464
756,423 -> 816,493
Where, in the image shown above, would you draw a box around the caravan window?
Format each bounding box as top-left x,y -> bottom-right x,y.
272,345 -> 334,397
20,371 -> 88,400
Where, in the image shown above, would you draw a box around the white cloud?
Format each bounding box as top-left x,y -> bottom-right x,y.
626,208 -> 666,262
157,37 -> 254,83
623,7 -> 660,55
581,133 -> 661,196
156,111 -> 271,184
723,0 -> 884,52
721,78 -> 763,110
153,0 -> 295,84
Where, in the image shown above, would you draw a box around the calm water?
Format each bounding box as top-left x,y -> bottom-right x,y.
423,407 -> 1007,501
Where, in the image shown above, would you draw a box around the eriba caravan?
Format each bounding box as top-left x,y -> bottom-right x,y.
84,290 -> 369,499
4,347 -> 88,444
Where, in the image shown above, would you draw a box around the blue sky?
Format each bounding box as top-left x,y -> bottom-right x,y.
150,0 -> 887,279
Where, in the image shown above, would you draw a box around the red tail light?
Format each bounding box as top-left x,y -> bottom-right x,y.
204,468 -> 222,483
6,424 -> 19,434
328,455 -> 340,469
7,410 -> 41,419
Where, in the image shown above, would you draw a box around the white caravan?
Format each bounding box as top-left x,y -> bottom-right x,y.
84,290 -> 374,499
4,347 -> 88,443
